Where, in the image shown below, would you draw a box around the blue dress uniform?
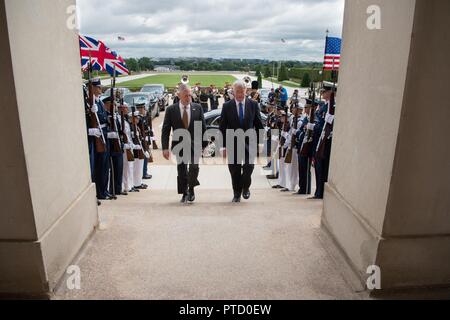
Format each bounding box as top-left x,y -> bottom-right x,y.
83,85 -> 96,182
312,101 -> 328,199
296,112 -> 311,194
93,93 -> 111,200
102,96 -> 124,196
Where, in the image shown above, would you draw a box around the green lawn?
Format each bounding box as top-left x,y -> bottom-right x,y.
119,74 -> 237,90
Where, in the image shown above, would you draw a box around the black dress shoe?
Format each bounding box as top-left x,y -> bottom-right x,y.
120,191 -> 128,196
280,188 -> 290,192
272,185 -> 283,189
98,196 -> 113,201
180,194 -> 188,203
266,174 -> 279,180
97,200 -> 101,206
232,196 -> 241,203
242,190 -> 251,200
130,188 -> 140,193
308,196 -> 323,200
187,190 -> 195,202
143,175 -> 152,180
135,184 -> 148,190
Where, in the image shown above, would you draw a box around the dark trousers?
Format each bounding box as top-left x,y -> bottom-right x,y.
143,158 -> 149,177
94,150 -> 110,198
88,138 -> 95,182
177,163 -> 200,195
109,153 -> 123,195
314,157 -> 325,199
228,164 -> 254,197
298,155 -> 311,195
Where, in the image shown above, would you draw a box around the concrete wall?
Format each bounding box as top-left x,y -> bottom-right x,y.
0,0 -> 98,295
323,0 -> 450,290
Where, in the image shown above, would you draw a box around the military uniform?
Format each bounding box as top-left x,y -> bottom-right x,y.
102,95 -> 124,197
312,82 -> 336,199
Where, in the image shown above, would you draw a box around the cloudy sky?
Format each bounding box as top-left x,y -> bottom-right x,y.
77,0 -> 344,61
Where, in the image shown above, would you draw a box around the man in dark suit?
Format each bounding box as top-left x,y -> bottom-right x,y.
219,80 -> 264,203
161,84 -> 207,203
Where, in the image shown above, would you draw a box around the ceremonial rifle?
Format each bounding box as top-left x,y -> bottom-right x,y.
87,60 -> 106,153
131,102 -> 146,160
120,98 -> 135,162
315,84 -> 335,159
110,67 -> 123,154
299,82 -> 316,157
284,115 -> 298,164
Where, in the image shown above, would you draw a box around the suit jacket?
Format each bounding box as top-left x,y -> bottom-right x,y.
219,98 -> 264,162
161,102 -> 207,153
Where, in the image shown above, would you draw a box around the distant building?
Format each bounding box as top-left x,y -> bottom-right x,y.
154,65 -> 180,72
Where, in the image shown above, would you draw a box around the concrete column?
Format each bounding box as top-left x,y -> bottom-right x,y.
0,0 -> 98,296
322,0 -> 450,290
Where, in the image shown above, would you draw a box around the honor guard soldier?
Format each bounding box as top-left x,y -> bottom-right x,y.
295,98 -> 316,195
90,78 -> 113,200
311,81 -> 337,200
136,100 -> 153,180
118,103 -> 138,193
199,88 -> 209,114
284,104 -> 303,192
263,103 -> 276,171
131,102 -> 149,191
272,108 -> 290,190
102,95 -> 124,197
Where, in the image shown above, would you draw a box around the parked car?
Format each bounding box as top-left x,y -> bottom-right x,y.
140,84 -> 169,112
103,87 -> 131,97
123,92 -> 159,119
202,109 -> 268,157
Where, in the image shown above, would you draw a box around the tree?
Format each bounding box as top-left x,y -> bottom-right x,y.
124,58 -> 139,72
256,70 -> 263,89
301,72 -> 311,88
263,65 -> 272,78
138,57 -> 154,71
278,64 -> 289,82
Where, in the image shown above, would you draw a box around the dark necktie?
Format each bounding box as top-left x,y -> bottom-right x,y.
239,102 -> 244,127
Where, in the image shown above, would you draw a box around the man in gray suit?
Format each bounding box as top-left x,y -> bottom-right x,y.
219,80 -> 264,203
162,84 -> 207,203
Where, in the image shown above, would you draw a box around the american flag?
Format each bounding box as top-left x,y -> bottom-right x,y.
79,35 -> 129,76
323,36 -> 341,71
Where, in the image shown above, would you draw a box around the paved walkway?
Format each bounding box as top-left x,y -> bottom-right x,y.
54,161 -> 367,300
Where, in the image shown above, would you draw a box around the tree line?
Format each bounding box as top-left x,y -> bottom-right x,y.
122,57 -> 336,87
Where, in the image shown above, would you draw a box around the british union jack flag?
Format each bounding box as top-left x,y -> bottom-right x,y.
79,35 -> 129,76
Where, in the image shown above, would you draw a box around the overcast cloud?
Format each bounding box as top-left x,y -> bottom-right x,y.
76,0 -> 344,61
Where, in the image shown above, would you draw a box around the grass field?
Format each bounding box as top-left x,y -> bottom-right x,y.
119,74 -> 237,90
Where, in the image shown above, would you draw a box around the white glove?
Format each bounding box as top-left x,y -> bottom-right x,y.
307,123 -> 315,131
91,105 -> 98,113
107,132 -> 119,139
145,136 -> 150,142
325,113 -> 335,125
282,132 -> 289,139
133,111 -> 140,117
144,151 -> 150,159
133,145 -> 142,151
264,126 -> 270,132
88,128 -> 102,137
124,144 -> 131,150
